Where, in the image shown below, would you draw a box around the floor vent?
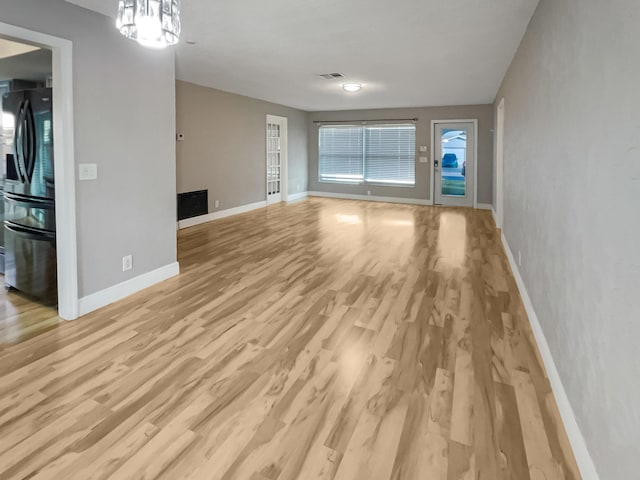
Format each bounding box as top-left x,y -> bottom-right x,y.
177,190 -> 208,220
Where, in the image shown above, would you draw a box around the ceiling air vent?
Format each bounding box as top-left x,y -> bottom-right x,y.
319,73 -> 345,80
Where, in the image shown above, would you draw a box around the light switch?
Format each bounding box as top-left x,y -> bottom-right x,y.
419,156 -> 429,163
419,146 -> 428,152
79,163 -> 98,181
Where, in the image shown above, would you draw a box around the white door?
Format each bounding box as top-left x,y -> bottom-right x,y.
266,115 -> 287,204
434,121 -> 476,207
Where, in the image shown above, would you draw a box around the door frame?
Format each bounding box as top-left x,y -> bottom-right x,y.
496,99 -> 505,228
430,119 -> 478,208
0,22 -> 78,320
265,114 -> 287,204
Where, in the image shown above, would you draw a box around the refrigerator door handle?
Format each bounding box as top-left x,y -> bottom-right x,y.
14,100 -> 26,183
4,221 -> 56,242
23,99 -> 37,183
4,192 -> 55,210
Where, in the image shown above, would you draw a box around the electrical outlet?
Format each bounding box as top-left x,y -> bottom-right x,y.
214,200 -> 220,208
419,146 -> 428,152
518,250 -> 522,267
367,190 -> 371,195
296,184 -> 300,192
122,254 -> 133,272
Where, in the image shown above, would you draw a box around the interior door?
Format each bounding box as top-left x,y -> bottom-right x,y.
266,115 -> 287,204
434,122 -> 475,207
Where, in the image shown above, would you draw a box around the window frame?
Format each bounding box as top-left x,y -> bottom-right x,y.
317,123 -> 417,188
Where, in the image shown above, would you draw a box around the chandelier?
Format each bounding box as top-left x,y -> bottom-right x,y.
116,0 -> 181,49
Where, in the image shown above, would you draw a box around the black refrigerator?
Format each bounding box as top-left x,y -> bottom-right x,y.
2,88 -> 57,305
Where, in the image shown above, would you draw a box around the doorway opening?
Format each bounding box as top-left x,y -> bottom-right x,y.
431,119 -> 478,208
266,114 -> 287,205
0,22 -> 78,322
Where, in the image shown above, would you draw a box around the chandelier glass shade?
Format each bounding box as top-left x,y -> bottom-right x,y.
116,0 -> 181,49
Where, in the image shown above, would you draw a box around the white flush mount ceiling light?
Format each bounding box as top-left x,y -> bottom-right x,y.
116,0 -> 181,49
343,83 -> 362,92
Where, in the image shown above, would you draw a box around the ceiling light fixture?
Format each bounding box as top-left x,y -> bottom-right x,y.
343,83 -> 362,92
116,0 -> 181,49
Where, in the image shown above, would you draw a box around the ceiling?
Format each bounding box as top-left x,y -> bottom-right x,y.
0,38 -> 40,61
66,0 -> 539,111
0,38 -> 50,82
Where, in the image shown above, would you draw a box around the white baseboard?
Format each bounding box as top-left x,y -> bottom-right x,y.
491,208 -> 498,226
308,191 -> 433,206
286,191 -> 308,202
500,232 -> 599,480
476,203 -> 494,210
78,262 -> 180,317
178,200 -> 267,229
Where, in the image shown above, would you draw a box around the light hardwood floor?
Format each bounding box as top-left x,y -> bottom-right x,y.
0,285 -> 59,346
0,198 -> 581,479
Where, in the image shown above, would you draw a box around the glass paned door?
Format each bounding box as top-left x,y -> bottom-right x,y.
267,123 -> 281,199
434,122 -> 475,207
266,115 -> 287,204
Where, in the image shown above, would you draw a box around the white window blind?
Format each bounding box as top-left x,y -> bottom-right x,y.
318,126 -> 364,183
318,124 -> 416,186
365,125 -> 415,185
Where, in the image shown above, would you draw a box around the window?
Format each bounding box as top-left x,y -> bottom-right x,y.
318,124 -> 416,186
318,125 -> 364,183
365,125 -> 416,185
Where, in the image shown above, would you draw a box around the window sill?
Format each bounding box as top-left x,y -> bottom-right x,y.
365,182 -> 415,189
318,179 -> 363,186
318,179 -> 415,189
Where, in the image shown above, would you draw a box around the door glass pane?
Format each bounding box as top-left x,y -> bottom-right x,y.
441,128 -> 467,197
267,122 -> 282,196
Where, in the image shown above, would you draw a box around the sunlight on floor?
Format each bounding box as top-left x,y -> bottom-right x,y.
335,214 -> 362,225
437,211 -> 467,266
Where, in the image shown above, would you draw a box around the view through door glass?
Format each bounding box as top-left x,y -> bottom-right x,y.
440,128 -> 467,197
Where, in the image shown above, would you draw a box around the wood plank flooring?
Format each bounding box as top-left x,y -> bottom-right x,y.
0,198 -> 581,479
0,287 -> 59,346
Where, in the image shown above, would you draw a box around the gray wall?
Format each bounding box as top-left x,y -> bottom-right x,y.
176,80 -> 308,211
1,0 -> 177,297
494,0 -> 640,477
0,48 -> 52,82
307,105 -> 494,204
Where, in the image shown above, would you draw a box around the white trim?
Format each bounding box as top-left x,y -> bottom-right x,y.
476,203 -> 493,211
78,262 -> 179,316
286,191 -> 308,202
266,114 -> 287,205
499,232 -> 600,480
309,191 -> 432,206
430,119 -> 479,209
0,22 -> 79,320
496,98 -> 505,229
430,125 -> 435,203
178,200 -> 267,229
491,208 -> 498,227
473,120 -> 478,209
